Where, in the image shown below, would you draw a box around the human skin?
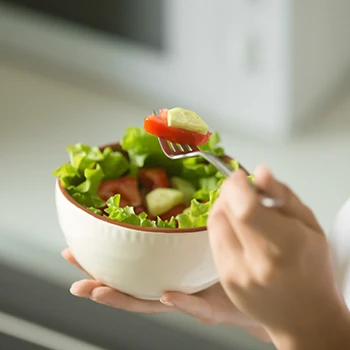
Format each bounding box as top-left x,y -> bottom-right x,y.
207,165 -> 350,349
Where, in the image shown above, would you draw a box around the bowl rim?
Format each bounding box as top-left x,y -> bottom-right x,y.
57,142 -> 244,234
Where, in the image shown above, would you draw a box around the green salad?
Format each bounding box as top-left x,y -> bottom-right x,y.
53,127 -> 252,229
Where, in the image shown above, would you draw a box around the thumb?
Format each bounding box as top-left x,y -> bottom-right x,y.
254,164 -> 322,231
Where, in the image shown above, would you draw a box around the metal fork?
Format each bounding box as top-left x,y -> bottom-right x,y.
158,137 -> 283,208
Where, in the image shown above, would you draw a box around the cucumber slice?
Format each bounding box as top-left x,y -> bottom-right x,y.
170,177 -> 196,204
168,107 -> 209,135
146,188 -> 184,217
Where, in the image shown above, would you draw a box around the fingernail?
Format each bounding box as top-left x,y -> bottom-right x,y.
70,283 -> 83,297
160,298 -> 174,307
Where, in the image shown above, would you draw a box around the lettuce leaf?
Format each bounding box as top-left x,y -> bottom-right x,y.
198,132 -> 224,157
120,127 -> 183,176
65,143 -> 129,180
156,216 -> 177,228
178,133 -> 225,186
120,127 -> 163,168
99,147 -> 129,180
88,207 -> 103,215
230,159 -> 240,171
53,157 -> 105,208
52,163 -> 81,188
176,189 -> 219,228
193,176 -> 219,201
181,157 -> 217,178
192,159 -> 240,202
105,194 -> 177,228
68,165 -> 105,208
105,195 -> 150,226
66,143 -> 103,177
53,143 -> 129,208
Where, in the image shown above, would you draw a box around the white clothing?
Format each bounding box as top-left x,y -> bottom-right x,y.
329,199 -> 350,308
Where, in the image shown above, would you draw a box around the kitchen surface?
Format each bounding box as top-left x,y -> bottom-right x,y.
1,2 -> 350,350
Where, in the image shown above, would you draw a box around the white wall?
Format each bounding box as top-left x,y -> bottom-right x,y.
1,1 -> 350,142
0,1 -> 290,141
292,0 -> 350,129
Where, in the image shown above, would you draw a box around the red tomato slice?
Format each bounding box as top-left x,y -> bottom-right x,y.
98,177 -> 142,207
159,204 -> 186,221
138,168 -> 169,190
134,205 -> 147,215
144,113 -> 211,146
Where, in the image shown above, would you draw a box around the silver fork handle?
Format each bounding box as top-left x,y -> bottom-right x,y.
199,151 -> 232,177
199,151 -> 283,208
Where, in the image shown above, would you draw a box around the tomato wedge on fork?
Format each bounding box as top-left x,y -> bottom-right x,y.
144,109 -> 211,146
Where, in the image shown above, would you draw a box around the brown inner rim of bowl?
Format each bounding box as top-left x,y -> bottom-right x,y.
58,142 -> 248,234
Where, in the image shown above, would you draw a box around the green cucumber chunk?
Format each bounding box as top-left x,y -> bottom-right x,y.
168,107 -> 208,135
146,188 -> 184,216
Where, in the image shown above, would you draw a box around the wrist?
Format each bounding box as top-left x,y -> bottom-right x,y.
269,302 -> 350,350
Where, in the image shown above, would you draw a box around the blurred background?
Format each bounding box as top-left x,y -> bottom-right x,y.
1,0 -> 350,349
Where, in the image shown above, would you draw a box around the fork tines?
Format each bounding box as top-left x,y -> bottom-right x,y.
159,138 -> 199,156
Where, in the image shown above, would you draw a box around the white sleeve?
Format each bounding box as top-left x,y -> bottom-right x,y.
328,199 -> 350,309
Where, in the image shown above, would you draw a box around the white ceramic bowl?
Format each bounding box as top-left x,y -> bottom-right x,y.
55,161 -> 219,300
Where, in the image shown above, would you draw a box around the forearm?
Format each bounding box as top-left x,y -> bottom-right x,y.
270,307 -> 350,350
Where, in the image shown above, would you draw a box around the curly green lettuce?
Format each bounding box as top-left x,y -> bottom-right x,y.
53,128 -> 253,229
176,189 -> 220,228
53,143 -> 129,208
105,194 -> 176,228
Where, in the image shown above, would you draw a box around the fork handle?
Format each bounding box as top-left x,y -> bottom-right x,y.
200,152 -> 233,177
200,152 -> 283,208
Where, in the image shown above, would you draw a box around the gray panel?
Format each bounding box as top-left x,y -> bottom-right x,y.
1,0 -> 165,50
0,333 -> 51,350
0,262 -> 236,350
